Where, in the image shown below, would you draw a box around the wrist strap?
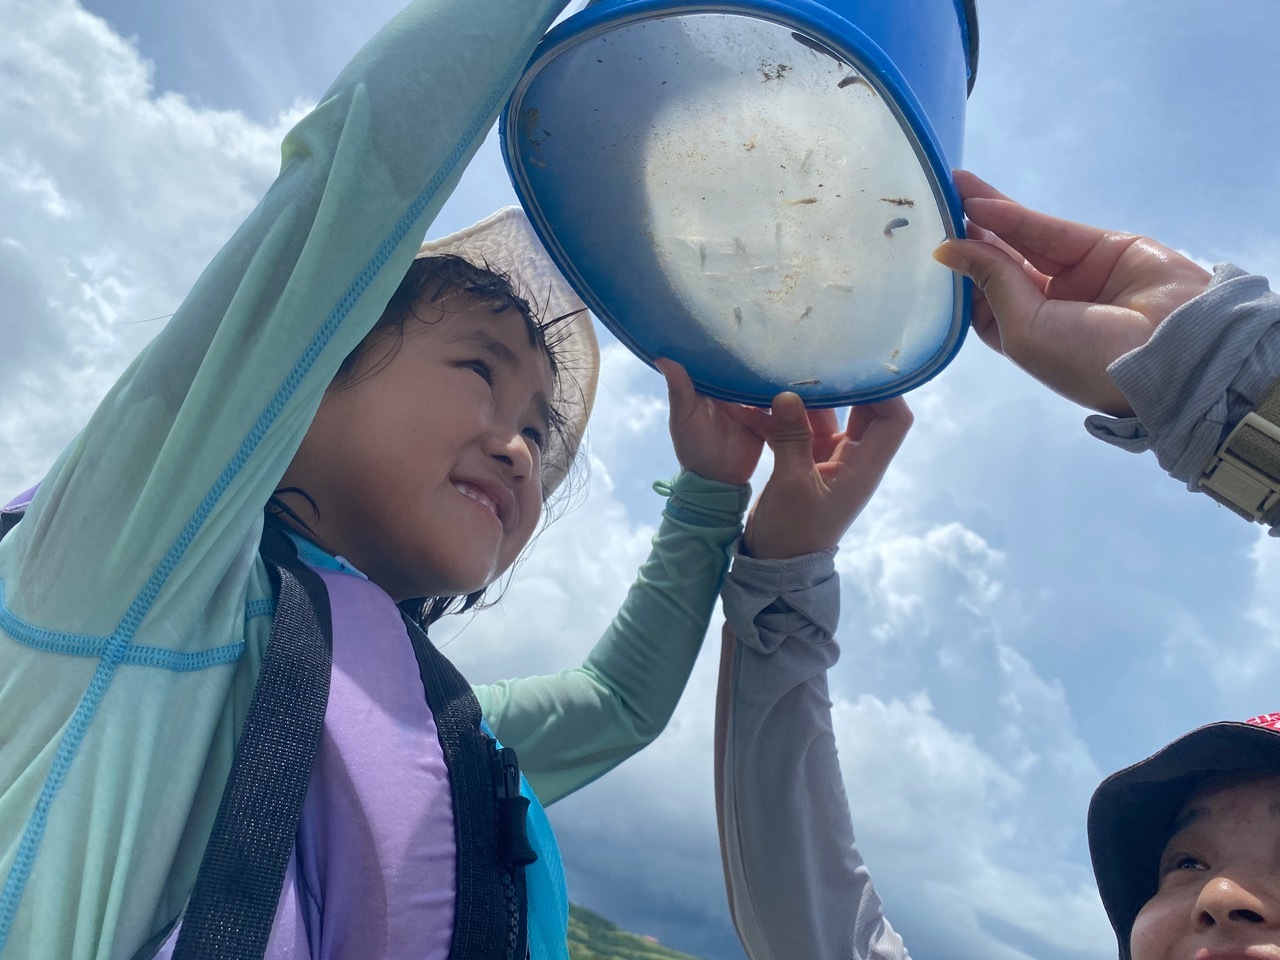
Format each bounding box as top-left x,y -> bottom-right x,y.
1198,375 -> 1280,524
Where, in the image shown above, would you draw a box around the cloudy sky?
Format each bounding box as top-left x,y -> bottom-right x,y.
2,0 -> 1278,958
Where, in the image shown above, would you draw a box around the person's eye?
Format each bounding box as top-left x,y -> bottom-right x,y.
523,426 -> 547,452
1161,852 -> 1207,876
461,359 -> 495,384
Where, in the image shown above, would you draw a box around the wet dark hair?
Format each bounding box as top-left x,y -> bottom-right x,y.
268,253 -> 590,629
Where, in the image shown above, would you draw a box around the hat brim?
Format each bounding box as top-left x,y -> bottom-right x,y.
1087,720 -> 1280,960
416,207 -> 599,494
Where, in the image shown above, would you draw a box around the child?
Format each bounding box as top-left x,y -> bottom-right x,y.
713,171 -> 1280,960
0,0 -> 769,956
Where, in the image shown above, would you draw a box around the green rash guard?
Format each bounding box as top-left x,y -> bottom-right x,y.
0,1 -> 749,957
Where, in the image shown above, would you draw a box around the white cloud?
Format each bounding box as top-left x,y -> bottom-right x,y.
0,0 -> 305,494
834,692 -> 1112,959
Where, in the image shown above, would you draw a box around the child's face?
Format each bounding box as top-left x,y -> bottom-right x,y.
1130,772 -> 1280,960
285,293 -> 555,602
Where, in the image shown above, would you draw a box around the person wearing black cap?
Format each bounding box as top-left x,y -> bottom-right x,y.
715,171 -> 1280,960
1089,714 -> 1280,960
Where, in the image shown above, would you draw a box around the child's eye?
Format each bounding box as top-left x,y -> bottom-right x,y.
462,359 -> 495,383
523,426 -> 547,452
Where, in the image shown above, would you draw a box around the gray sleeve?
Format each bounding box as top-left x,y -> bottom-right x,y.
716,548 -> 910,960
1084,265 -> 1280,512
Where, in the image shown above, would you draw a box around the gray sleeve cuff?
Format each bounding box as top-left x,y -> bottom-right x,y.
1084,264 -> 1280,490
722,547 -> 840,653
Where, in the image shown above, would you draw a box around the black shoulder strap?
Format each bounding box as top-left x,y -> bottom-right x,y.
402,615 -> 536,960
0,508 -> 23,541
172,524 -> 333,960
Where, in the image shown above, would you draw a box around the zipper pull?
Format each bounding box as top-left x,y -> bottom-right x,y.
492,745 -> 522,800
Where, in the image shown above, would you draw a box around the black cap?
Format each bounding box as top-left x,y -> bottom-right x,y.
1087,716 -> 1280,960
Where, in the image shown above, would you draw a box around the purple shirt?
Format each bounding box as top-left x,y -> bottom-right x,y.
157,567 -> 457,959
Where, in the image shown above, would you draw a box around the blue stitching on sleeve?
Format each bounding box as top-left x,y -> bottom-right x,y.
121,642 -> 245,671
245,599 -> 275,622
0,581 -> 109,659
0,644 -> 123,947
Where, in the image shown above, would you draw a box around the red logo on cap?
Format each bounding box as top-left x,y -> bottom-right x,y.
1246,713 -> 1280,730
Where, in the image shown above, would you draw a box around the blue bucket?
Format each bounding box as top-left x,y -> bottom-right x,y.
502,0 -> 978,406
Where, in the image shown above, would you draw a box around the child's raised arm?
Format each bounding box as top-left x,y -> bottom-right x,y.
474,359 -> 772,804
715,393 -> 913,960
0,1 -> 578,954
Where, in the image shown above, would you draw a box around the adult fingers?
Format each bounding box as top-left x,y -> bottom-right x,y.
769,392 -> 817,478
963,197 -> 1113,278
807,407 -> 840,438
934,238 -> 1050,358
827,397 -> 913,489
843,404 -> 877,443
953,169 -> 1015,204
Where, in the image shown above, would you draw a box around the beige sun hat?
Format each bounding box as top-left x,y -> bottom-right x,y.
415,206 -> 599,494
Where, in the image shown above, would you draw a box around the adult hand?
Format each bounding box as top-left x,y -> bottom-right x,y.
933,170 -> 1212,417
742,393 -> 912,560
656,358 -> 769,487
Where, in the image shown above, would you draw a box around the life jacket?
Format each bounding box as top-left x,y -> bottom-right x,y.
0,489 -> 544,960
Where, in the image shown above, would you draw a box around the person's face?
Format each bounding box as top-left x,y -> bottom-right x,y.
1131,773 -> 1280,960
283,293 -> 555,602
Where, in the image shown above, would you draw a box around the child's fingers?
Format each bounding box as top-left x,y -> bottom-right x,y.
654,357 -> 693,399
719,401 -> 774,440
655,357 -> 701,430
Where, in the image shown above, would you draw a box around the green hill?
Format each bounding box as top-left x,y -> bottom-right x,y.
568,902 -> 705,960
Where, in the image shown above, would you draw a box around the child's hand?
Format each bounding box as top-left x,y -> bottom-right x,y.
933,170 -> 1211,418
656,359 -> 770,487
743,393 -> 912,560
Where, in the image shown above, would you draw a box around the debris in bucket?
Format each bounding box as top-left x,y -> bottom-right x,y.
882,362 -> 901,375
883,217 -> 910,237
760,62 -> 791,82
880,197 -> 915,207
800,149 -> 813,174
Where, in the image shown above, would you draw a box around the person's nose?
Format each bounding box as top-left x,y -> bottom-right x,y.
485,424 -> 534,484
1194,874 -> 1277,930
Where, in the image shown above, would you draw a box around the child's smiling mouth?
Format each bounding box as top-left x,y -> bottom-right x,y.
451,480 -> 505,526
